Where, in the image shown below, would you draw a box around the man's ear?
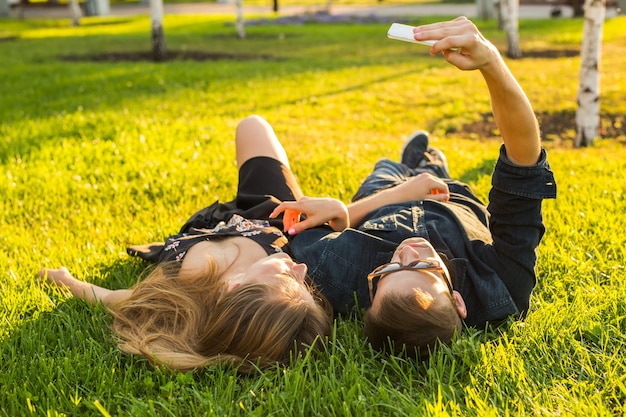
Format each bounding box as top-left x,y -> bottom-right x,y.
452,290 -> 467,319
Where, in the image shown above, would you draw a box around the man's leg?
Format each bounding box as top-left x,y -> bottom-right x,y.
400,129 -> 450,179
352,129 -> 450,202
351,159 -> 415,202
418,148 -> 450,179
400,130 -> 429,169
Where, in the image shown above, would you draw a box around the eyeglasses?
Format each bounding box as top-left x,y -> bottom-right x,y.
367,260 -> 453,303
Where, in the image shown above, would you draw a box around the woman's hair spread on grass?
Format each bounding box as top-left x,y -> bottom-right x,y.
364,289 -> 461,359
109,260 -> 332,373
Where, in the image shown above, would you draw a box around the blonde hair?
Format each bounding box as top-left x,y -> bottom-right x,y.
110,260 -> 332,373
364,289 -> 461,359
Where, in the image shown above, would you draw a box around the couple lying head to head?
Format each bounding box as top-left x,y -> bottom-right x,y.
110,236 -> 462,373
42,16 -> 555,375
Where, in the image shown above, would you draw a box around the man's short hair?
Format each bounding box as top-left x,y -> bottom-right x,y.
364,288 -> 462,359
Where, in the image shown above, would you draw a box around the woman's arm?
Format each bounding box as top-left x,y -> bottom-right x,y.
39,267 -> 132,310
270,173 -> 449,234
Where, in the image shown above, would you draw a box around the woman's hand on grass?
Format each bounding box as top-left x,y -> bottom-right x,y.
38,267 -> 132,309
39,266 -> 77,289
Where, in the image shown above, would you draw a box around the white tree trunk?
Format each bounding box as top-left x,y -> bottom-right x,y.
150,0 -> 167,61
324,0 -> 333,14
0,0 -> 10,18
500,0 -> 521,58
68,0 -> 82,26
496,0 -> 503,29
476,0 -> 494,20
235,0 -> 245,39
575,0 -> 605,147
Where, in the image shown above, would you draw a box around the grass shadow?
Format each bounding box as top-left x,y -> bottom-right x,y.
58,50 -> 280,62
457,157 -> 497,186
456,110 -> 626,148
520,49 -> 579,59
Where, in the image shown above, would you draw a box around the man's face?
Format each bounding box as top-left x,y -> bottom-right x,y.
370,238 -> 452,309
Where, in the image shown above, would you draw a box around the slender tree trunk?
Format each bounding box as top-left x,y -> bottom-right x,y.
476,0 -> 494,20
495,0 -> 504,29
575,0 -> 605,147
500,0 -> 521,58
572,0 -> 585,16
0,0 -> 10,18
324,0 -> 332,14
68,0 -> 82,26
272,0 -> 278,13
235,0 -> 245,39
150,0 -> 167,62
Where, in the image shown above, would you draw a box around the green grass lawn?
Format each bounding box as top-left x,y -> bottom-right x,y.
1,11 -> 625,416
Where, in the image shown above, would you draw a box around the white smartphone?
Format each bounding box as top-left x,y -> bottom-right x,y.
387,23 -> 435,47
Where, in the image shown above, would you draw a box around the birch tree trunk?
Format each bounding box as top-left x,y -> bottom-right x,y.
324,0 -> 333,14
68,0 -> 82,26
500,0 -> 521,58
150,0 -> 167,62
476,0 -> 494,20
575,0 -> 605,147
495,0 -> 503,29
0,0 -> 10,18
235,0 -> 245,39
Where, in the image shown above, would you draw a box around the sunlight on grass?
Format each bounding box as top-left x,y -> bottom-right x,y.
1,13 -> 625,416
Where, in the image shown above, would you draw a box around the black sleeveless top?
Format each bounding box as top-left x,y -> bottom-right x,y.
159,214 -> 288,263
127,157 -> 301,264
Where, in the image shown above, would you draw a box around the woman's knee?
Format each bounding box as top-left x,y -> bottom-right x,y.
235,115 -> 288,168
236,115 -> 270,139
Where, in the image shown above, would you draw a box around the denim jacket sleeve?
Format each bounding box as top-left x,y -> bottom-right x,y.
484,145 -> 557,313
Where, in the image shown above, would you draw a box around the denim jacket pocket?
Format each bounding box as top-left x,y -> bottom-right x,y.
361,214 -> 400,231
360,203 -> 427,238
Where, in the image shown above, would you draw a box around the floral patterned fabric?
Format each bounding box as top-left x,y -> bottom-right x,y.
160,214 -> 288,263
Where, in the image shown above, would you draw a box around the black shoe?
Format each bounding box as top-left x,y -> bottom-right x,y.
400,130 -> 429,169
419,147 -> 450,178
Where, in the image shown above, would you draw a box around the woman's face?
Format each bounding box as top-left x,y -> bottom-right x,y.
227,253 -> 314,302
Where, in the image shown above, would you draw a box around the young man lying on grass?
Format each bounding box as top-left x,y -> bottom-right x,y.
273,16 -> 557,358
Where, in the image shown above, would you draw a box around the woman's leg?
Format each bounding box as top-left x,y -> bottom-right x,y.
235,115 -> 304,205
236,115 -> 291,169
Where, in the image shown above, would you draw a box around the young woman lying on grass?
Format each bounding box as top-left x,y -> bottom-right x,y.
40,115 -> 339,373
38,111 -> 447,373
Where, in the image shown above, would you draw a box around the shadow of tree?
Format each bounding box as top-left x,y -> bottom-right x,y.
520,49 -> 579,59
458,110 -> 626,146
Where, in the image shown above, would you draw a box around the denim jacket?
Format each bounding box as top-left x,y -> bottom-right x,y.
291,145 -> 557,328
